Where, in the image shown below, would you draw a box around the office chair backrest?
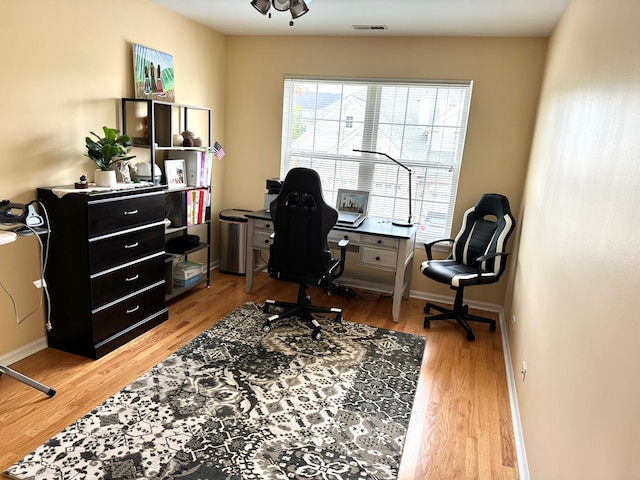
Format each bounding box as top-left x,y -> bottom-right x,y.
452,193 -> 514,275
269,168 -> 338,285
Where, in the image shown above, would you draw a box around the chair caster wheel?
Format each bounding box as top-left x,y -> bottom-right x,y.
466,332 -> 475,342
263,304 -> 270,314
424,305 -> 430,314
312,328 -> 322,340
424,319 -> 431,329
262,322 -> 271,333
489,323 -> 496,332
336,313 -> 342,322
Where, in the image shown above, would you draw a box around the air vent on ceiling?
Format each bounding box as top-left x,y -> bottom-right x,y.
352,25 -> 388,31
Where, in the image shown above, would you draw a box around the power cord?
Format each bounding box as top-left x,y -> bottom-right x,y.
0,200 -> 53,330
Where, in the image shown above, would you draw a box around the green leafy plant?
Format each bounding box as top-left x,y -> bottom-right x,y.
85,126 -> 136,170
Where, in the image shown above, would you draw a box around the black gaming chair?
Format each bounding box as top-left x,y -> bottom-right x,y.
420,193 -> 515,341
262,168 -> 348,340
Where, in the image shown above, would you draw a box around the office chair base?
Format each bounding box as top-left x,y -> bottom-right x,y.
424,299 -> 496,342
263,285 -> 343,340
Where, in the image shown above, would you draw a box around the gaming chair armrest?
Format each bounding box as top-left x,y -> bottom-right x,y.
329,238 -> 350,279
474,252 -> 510,282
423,238 -> 454,260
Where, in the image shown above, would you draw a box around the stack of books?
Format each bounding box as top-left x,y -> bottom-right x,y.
185,188 -> 210,226
185,151 -> 213,188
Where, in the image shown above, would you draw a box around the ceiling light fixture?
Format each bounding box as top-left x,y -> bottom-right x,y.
251,0 -> 310,26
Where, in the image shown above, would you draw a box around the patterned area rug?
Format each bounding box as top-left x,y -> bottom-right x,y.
5,303 -> 426,480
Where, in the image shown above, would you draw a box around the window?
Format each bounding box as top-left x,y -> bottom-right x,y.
280,76 -> 473,244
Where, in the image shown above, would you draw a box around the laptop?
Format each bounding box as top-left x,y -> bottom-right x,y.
336,189 -> 368,227
337,211 -> 365,226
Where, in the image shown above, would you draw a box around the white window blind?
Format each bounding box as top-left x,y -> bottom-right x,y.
280,76 -> 473,243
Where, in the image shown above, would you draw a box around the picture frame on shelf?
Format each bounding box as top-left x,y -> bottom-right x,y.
164,159 -> 186,189
336,189 -> 369,214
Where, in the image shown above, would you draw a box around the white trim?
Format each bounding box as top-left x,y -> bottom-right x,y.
0,337 -> 47,366
409,290 -> 529,480
499,308 -> 530,480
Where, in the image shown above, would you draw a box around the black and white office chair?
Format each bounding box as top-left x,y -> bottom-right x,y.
262,168 -> 348,340
420,193 -> 515,341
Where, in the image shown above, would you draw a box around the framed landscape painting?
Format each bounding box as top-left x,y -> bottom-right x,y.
133,44 -> 175,102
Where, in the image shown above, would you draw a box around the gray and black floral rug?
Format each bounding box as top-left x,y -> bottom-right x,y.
5,303 -> 426,480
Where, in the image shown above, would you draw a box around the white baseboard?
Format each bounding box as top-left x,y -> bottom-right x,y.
0,337 -> 48,366
409,290 -> 529,480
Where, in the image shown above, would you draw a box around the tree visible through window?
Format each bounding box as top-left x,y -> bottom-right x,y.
280,76 -> 473,243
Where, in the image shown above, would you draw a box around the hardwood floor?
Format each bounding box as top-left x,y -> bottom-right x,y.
0,270 -> 518,479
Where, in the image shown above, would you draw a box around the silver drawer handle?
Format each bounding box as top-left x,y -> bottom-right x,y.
124,242 -> 139,249
126,305 -> 140,314
125,274 -> 139,282
124,209 -> 139,215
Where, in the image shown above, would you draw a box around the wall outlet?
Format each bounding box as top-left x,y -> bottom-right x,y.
521,360 -> 527,381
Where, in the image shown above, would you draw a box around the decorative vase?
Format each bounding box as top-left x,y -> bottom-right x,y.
95,169 -> 117,187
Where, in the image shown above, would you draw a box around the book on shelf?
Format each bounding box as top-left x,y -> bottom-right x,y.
183,151 -> 212,188
185,188 -> 210,226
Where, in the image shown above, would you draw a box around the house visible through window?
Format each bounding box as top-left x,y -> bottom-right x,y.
280,76 -> 473,243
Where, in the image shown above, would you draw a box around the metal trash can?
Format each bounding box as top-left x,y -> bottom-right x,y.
219,209 -> 251,275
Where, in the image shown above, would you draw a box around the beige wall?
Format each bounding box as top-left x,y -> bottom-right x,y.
508,0 -> 640,477
0,0 -> 226,357
223,36 -> 546,304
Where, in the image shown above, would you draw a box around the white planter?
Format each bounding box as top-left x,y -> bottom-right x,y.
95,169 -> 117,187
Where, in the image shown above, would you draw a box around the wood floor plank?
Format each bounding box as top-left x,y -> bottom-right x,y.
0,270 -> 518,479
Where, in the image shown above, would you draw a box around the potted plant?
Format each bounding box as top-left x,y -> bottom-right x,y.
85,126 -> 135,186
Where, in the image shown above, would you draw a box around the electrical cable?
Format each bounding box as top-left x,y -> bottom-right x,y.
0,200 -> 52,330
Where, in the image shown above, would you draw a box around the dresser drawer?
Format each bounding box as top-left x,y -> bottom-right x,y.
360,246 -> 398,270
88,192 -> 164,237
329,230 -> 361,245
92,283 -> 165,344
253,230 -> 274,248
89,224 -> 165,274
90,254 -> 165,308
362,234 -> 399,249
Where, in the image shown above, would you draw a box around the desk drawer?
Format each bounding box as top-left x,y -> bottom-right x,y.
89,224 -> 165,274
254,219 -> 274,231
329,231 -> 361,245
88,192 -> 164,237
253,230 -> 273,248
360,246 -> 397,270
91,255 -> 165,308
92,283 -> 165,344
362,234 -> 399,249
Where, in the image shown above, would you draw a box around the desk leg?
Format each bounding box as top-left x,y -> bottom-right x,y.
392,268 -> 403,323
391,236 -> 416,323
245,220 -> 255,293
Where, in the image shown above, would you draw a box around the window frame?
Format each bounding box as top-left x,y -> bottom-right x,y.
280,75 -> 473,244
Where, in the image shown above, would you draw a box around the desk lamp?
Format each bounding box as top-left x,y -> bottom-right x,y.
353,149 -> 415,227
0,230 -> 56,397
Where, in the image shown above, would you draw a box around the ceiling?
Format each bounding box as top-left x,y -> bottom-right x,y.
149,0 -> 571,37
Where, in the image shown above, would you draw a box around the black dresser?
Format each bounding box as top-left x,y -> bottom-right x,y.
37,186 -> 169,359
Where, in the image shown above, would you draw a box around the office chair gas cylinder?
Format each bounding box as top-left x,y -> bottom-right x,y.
262,168 -> 348,340
420,193 -> 515,341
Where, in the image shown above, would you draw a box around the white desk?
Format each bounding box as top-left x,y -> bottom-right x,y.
244,210 -> 417,322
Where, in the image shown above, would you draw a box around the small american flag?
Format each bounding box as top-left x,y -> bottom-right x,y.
213,141 -> 226,160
